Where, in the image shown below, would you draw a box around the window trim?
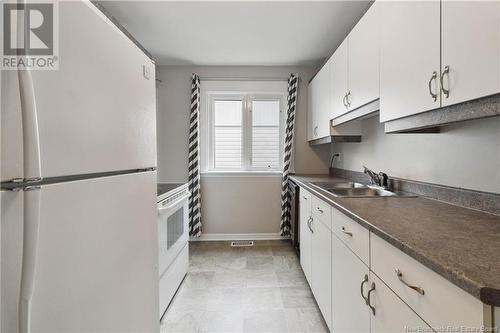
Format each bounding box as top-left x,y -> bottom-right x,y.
207,92 -> 287,173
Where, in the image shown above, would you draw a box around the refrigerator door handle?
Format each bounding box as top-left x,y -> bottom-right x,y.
17,0 -> 42,182
19,186 -> 42,333
17,4 -> 42,332
18,69 -> 42,182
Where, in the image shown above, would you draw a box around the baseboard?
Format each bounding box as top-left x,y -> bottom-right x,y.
190,233 -> 290,242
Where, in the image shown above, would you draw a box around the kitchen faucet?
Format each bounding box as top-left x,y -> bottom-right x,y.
363,166 -> 389,190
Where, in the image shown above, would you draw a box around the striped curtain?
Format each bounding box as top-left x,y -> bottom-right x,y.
280,74 -> 299,237
188,73 -> 202,237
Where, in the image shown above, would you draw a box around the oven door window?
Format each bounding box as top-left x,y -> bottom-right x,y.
167,207 -> 184,249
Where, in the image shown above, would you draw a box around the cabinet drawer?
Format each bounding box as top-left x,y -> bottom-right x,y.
299,188 -> 312,205
311,195 -> 332,230
370,273 -> 432,333
371,233 -> 484,329
331,208 -> 369,266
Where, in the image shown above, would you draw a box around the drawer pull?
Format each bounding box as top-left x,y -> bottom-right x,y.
316,207 -> 324,213
302,196 -> 308,200
341,226 -> 353,237
395,269 -> 425,295
367,282 -> 376,316
360,274 -> 369,305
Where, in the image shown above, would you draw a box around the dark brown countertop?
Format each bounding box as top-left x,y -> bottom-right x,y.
290,174 -> 500,306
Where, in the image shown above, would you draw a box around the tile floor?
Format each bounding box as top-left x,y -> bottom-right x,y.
160,240 -> 329,333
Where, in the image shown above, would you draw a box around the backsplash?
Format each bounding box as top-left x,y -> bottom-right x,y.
330,167 -> 500,216
330,116 -> 500,194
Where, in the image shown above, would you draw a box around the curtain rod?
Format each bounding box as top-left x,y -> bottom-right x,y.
198,76 -> 298,82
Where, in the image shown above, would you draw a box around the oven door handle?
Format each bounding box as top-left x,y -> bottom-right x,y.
158,192 -> 191,214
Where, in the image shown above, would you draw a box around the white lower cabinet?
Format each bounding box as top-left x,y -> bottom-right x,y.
299,189 -> 312,284
331,234 -> 370,333
370,273 -> 432,333
300,188 -> 332,329
298,187 -> 494,333
370,232 -> 485,328
311,218 -> 332,330
331,228 -> 430,333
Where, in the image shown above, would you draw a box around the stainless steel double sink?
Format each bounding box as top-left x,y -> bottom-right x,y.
310,182 -> 415,198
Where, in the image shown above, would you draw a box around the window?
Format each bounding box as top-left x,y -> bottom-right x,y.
251,100 -> 281,169
213,100 -> 243,169
208,94 -> 285,172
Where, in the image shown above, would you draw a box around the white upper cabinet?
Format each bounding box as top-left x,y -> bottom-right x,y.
309,0 -> 500,130
441,1 -> 500,107
310,2 -> 380,128
348,2 -> 380,111
307,84 -> 314,141
307,60 -> 332,140
380,0 -> 500,122
330,39 -> 349,120
379,1 -> 441,122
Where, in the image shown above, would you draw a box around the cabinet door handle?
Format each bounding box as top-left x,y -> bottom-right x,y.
440,65 -> 450,99
302,196 -> 308,200
316,207 -> 323,214
314,126 -> 318,137
341,226 -> 353,237
428,71 -> 438,102
367,282 -> 376,316
307,217 -> 313,233
395,269 -> 425,295
346,91 -> 351,107
342,93 -> 348,107
360,274 -> 369,305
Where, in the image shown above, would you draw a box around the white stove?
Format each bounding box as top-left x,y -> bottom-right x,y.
157,183 -> 190,319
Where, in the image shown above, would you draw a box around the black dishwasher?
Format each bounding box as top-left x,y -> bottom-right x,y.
288,179 -> 300,256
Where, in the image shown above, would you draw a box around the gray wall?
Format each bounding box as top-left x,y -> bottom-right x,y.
156,65 -> 330,236
332,116 -> 500,194
200,176 -> 283,235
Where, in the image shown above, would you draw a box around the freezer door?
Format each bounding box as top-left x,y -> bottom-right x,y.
27,1 -> 156,177
1,70 -> 23,182
2,171 -> 159,332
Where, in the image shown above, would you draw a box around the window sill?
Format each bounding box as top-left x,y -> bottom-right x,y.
200,170 -> 283,178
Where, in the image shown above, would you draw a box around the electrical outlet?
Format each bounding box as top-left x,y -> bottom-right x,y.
331,152 -> 342,167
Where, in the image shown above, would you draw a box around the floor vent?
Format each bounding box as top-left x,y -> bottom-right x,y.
231,241 -> 254,247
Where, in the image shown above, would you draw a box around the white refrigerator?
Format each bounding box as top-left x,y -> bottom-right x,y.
1,1 -> 159,332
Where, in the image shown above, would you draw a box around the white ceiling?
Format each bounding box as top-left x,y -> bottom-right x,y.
99,1 -> 372,67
